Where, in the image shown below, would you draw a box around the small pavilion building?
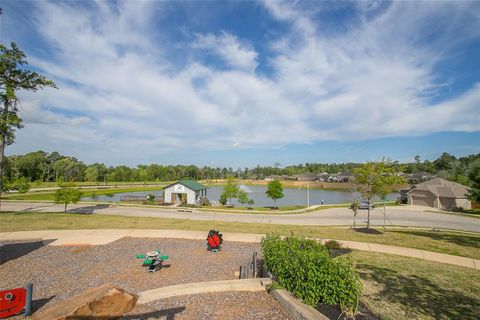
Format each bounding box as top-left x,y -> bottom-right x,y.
163,180 -> 208,205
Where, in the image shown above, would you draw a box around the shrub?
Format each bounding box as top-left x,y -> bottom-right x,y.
219,193 -> 228,205
324,239 -> 342,251
146,194 -> 155,204
261,234 -> 361,314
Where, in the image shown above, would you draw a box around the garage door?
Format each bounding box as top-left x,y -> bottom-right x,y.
411,195 -> 435,207
439,198 -> 456,210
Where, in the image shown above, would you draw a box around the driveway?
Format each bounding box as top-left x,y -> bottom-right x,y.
2,202 -> 479,233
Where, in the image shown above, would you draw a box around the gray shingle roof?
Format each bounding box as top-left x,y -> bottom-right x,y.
408,178 -> 469,198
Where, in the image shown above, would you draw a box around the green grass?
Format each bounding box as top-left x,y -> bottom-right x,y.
27,181 -> 172,188
1,211 -> 479,259
351,251 -> 480,320
3,186 -> 166,201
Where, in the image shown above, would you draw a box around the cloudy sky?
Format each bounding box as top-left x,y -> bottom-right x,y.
2,0 -> 480,167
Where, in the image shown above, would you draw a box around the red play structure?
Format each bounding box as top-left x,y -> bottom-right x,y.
0,283 -> 32,319
206,230 -> 223,251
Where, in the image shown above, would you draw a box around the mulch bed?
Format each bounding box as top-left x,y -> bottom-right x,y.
0,237 -> 288,319
122,291 -> 292,319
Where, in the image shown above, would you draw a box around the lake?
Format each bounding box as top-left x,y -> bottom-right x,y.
82,185 -> 399,207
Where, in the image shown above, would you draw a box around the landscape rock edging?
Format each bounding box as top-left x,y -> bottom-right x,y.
31,284 -> 137,320
271,289 -> 329,320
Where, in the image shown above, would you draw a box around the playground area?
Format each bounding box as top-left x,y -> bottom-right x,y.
0,237 -> 290,319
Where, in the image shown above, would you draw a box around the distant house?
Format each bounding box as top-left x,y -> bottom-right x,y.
163,180 -> 208,205
407,171 -> 435,184
406,178 -> 471,210
336,171 -> 353,183
292,173 -> 319,181
265,175 -> 280,181
317,173 -> 330,182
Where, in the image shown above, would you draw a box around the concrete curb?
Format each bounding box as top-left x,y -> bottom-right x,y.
271,289 -> 328,320
137,278 -> 272,304
0,229 -> 478,270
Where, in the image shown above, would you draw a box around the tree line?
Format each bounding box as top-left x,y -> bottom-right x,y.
3,150 -> 480,187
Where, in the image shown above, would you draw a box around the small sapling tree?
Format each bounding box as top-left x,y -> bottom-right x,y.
12,176 -> 30,193
350,200 -> 359,229
353,159 -> 404,229
55,183 -> 82,212
237,189 -> 250,208
266,179 -> 284,208
219,193 -> 228,206
220,175 -> 239,206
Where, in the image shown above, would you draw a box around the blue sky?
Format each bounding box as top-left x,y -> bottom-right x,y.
2,0 -> 480,167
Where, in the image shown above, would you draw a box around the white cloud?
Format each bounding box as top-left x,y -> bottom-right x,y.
7,0 -> 480,165
193,32 -> 258,72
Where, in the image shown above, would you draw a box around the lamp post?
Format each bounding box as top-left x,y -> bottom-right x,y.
307,182 -> 310,208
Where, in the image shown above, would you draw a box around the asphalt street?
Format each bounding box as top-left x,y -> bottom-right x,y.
2,202 -> 480,233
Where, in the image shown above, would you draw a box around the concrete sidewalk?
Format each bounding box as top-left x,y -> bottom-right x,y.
0,229 -> 478,270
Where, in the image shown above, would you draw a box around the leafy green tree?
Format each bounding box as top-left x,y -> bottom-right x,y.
354,159 -> 404,229
13,176 -> 30,193
0,43 -> 56,206
54,183 -> 82,212
220,175 -> 239,205
247,198 -> 254,208
219,193 -> 228,206
468,160 -> 480,203
53,157 -> 84,182
84,166 -> 99,182
433,152 -> 457,172
266,179 -> 284,207
237,190 -> 250,207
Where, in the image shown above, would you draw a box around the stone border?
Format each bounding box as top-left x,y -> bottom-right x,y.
137,278 -> 272,304
270,289 -> 328,320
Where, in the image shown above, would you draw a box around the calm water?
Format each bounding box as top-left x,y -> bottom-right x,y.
82,185 -> 399,207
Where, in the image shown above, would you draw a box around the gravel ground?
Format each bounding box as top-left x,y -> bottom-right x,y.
0,237 -> 281,319
121,291 -> 292,320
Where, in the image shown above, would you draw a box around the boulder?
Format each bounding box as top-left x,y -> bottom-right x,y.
32,284 -> 137,320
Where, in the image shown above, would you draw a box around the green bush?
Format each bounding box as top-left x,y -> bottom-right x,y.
324,239 -> 342,251
261,234 -> 361,314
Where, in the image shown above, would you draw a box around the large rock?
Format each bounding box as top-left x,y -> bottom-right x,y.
32,284 -> 137,320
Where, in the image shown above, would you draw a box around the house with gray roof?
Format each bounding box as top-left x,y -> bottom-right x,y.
406,178 -> 471,210
292,173 -> 319,181
406,171 -> 435,184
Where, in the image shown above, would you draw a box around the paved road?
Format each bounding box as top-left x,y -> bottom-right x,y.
2,202 -> 480,233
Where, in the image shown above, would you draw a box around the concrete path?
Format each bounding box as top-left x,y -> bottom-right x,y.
138,278 -> 272,304
3,201 -> 480,232
0,229 -> 478,270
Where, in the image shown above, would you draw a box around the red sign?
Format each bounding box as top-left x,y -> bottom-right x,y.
0,287 -> 26,318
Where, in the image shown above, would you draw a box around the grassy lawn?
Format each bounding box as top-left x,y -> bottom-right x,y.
1,211 -> 479,259
2,186 -> 165,201
351,251 -> 480,320
27,181 -> 171,188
